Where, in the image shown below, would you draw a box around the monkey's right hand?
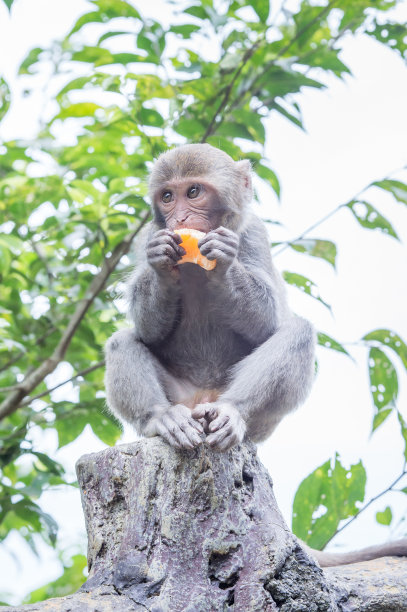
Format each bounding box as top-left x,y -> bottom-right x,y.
147,229 -> 186,277
145,404 -> 204,449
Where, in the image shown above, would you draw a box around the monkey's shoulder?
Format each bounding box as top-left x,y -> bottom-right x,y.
238,213 -> 274,266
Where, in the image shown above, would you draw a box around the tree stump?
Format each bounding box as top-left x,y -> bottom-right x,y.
4,439 -> 407,611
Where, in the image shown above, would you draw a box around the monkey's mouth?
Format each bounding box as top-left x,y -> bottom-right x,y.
173,223 -> 210,233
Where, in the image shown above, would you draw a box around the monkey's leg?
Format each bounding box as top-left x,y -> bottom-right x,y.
223,316 -> 315,442
105,329 -> 203,449
193,317 -> 315,449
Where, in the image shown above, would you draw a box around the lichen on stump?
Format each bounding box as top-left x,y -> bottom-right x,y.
3,439 -> 407,611
76,439 -> 333,611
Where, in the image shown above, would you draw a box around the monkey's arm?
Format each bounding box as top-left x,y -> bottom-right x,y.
127,266 -> 180,345
201,218 -> 288,343
126,226 -> 184,344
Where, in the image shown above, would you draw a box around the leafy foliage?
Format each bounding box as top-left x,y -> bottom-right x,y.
0,0 -> 407,602
292,455 -> 366,549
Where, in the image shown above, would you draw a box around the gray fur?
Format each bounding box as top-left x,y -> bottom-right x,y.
105,144 -> 316,451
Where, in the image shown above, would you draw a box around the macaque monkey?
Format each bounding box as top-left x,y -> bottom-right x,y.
105,143 -> 407,567
105,143 -> 315,451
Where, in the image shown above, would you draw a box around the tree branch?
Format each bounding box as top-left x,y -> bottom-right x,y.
200,40 -> 262,143
20,359 -> 106,406
272,203 -> 346,257
0,211 -> 151,421
323,466 -> 407,548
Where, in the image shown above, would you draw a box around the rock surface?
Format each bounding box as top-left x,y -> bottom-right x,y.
3,439 -> 407,611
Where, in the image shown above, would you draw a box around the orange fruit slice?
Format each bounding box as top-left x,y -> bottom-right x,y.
174,228 -> 216,271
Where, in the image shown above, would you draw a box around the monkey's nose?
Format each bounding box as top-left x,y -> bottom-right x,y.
176,213 -> 188,223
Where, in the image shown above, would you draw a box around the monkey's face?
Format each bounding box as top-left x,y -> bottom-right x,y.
154,178 -> 225,233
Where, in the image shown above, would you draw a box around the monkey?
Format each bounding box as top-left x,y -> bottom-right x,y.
105,143 -> 315,452
105,143 -> 407,567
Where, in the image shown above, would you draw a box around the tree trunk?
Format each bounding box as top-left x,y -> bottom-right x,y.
4,439 -> 407,611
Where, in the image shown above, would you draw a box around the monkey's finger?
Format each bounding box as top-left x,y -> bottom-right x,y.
178,420 -> 203,446
206,423 -> 233,446
192,404 -> 217,420
199,242 -> 236,258
212,226 -> 238,239
203,248 -> 236,263
155,420 -> 181,449
148,242 -> 185,260
208,414 -> 230,432
217,433 -> 239,451
148,235 -> 185,255
187,418 -> 204,434
198,230 -> 238,249
153,229 -> 183,244
161,414 -> 195,449
198,235 -> 237,249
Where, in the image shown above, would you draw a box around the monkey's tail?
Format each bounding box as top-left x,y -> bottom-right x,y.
303,538 -> 407,567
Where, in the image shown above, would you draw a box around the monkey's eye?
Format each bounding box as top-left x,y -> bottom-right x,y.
187,184 -> 201,199
161,190 -> 173,204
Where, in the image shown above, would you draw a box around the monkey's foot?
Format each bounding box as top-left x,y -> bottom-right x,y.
192,401 -> 246,451
147,404 -> 204,450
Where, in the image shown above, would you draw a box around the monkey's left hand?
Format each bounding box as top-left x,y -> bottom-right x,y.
198,227 -> 239,271
191,401 -> 246,451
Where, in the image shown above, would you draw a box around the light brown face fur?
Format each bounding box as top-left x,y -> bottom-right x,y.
149,143 -> 253,232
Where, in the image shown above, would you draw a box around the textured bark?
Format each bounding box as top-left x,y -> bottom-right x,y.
4,439 -> 407,611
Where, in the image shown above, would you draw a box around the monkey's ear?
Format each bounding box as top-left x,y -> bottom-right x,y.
235,159 -> 253,196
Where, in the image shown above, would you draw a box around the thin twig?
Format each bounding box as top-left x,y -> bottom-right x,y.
323,467 -> 407,547
235,0 -> 339,113
0,351 -> 25,374
0,210 -> 151,421
31,240 -> 55,282
200,40 -> 263,143
271,163 -> 407,257
0,326 -> 58,375
272,203 -> 346,257
20,359 -> 106,406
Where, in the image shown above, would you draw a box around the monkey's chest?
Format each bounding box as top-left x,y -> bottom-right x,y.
155,299 -> 250,387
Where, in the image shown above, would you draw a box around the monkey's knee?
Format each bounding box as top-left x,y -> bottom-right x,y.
105,328 -> 136,356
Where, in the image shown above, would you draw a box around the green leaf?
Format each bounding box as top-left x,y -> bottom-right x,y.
376,506 -> 392,526
255,163 -> 280,198
2,0 -> 14,10
139,107 -> 164,127
249,0 -> 270,22
368,347 -> 398,416
398,412 -> 407,463
232,109 -> 265,144
372,408 -> 392,431
69,0 -> 141,35
18,47 -> 43,75
56,103 -> 102,120
292,455 -> 366,549
368,21 -> 407,60
0,233 -> 24,254
13,499 -> 58,545
283,271 -> 331,310
175,118 -> 205,139
0,78 -> 11,122
346,200 -> 398,239
54,400 -> 122,448
184,5 -> 209,20
170,24 -> 201,38
363,329 -> 407,370
373,179 -> 407,206
289,239 -> 337,268
317,333 -> 350,356
271,100 -> 304,129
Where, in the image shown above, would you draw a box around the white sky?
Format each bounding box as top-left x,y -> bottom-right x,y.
0,0 -> 407,605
